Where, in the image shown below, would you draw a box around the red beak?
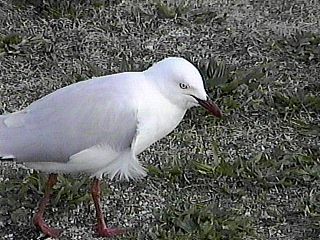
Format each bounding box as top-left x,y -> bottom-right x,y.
195,96 -> 222,118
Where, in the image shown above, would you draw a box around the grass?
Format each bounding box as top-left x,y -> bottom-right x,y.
271,32 -> 320,64
0,33 -> 23,54
154,0 -> 191,19
150,203 -> 255,240
0,0 -> 319,239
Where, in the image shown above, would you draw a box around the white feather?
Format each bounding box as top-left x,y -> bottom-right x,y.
1,57 -> 208,181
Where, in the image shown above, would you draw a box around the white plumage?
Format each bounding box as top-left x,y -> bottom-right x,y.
0,57 -> 221,180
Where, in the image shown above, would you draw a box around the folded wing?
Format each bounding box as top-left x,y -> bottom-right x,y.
0,73 -> 140,163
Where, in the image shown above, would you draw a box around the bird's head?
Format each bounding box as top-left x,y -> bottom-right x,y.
145,57 -> 222,118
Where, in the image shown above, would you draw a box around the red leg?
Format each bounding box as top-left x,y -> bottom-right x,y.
91,178 -> 125,237
33,173 -> 62,238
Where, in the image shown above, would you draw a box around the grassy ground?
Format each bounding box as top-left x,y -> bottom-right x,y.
0,0 -> 319,239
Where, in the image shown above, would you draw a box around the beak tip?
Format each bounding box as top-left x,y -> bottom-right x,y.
194,95 -> 222,118
213,109 -> 223,118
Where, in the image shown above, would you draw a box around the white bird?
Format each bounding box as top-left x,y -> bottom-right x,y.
0,57 -> 222,238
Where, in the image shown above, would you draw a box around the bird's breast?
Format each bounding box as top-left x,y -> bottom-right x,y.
133,100 -> 186,155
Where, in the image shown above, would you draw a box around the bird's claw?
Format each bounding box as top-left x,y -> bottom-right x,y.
96,225 -> 126,237
34,217 -> 62,238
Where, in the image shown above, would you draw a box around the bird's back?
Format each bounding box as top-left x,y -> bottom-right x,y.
0,72 -> 142,163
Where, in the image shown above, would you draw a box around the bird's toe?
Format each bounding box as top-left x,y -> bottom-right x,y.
96,226 -> 126,237
34,218 -> 62,238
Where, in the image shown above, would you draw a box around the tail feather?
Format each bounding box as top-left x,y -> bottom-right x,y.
0,155 -> 15,161
0,115 -> 15,160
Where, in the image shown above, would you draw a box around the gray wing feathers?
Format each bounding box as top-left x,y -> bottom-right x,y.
0,73 -> 140,163
0,115 -> 14,159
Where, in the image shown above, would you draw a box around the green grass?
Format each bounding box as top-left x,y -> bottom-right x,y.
0,0 -> 319,239
154,0 -> 191,19
0,33 -> 23,54
150,203 -> 255,240
271,32 -> 320,64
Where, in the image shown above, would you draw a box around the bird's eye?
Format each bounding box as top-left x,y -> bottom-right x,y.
179,83 -> 189,89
